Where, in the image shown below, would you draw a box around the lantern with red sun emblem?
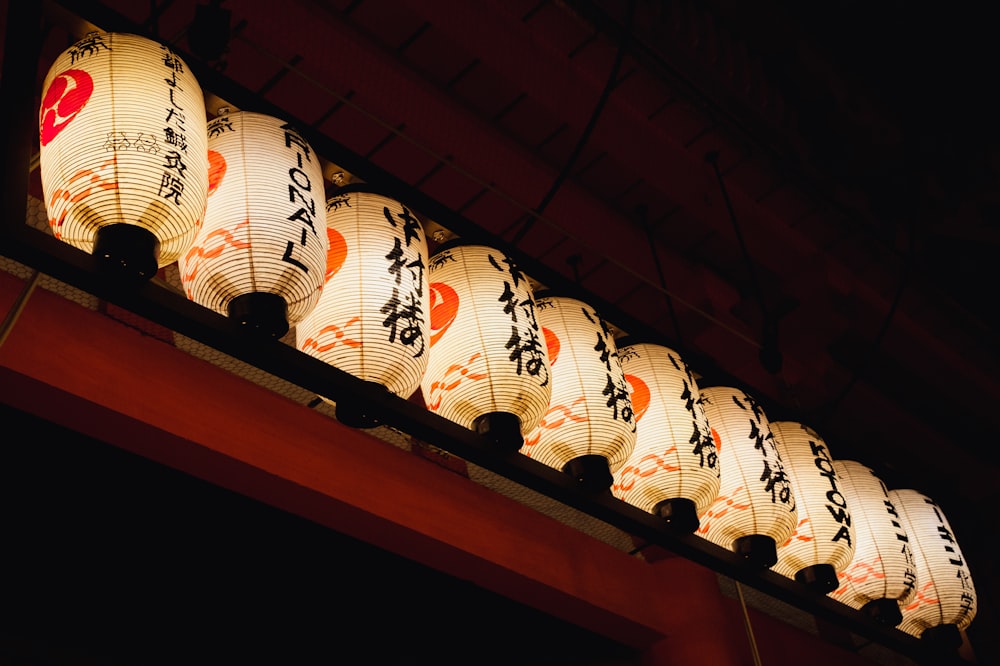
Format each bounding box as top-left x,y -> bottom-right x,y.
521,294 -> 636,493
770,421 -> 855,593
830,460 -> 916,626
38,32 -> 209,280
179,110 -> 328,338
421,240 -> 551,451
889,488 -> 977,650
697,386 -> 797,568
295,185 -> 430,427
611,340 -> 718,532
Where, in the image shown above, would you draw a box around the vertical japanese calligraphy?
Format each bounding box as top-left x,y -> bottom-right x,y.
890,489 -> 977,639
38,31 -> 209,266
420,242 -> 551,443
521,295 -> 635,489
770,421 -> 855,591
830,460 -> 917,626
611,341 -> 719,531
296,187 -> 430,401
698,386 -> 798,566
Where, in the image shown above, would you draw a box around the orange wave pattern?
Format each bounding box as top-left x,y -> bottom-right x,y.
779,517 -> 814,548
902,581 -> 940,612
522,398 -> 589,448
831,557 -> 887,597
181,220 -> 252,290
425,353 -> 487,411
696,486 -> 750,535
613,449 -> 681,492
47,158 -> 119,236
299,317 -> 363,351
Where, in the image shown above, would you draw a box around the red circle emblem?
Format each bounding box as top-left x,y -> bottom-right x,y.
39,69 -> 93,146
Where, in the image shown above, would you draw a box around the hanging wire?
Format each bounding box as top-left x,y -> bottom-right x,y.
706,150 -> 782,374
821,224 -> 914,426
509,0 -> 638,247
736,580 -> 765,666
637,204 -> 684,345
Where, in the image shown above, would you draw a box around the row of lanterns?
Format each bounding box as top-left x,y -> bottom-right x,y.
37,31 -> 977,652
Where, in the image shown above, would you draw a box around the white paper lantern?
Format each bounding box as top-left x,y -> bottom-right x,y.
421,241 -> 551,450
38,31 -> 209,280
611,340 -> 718,531
179,110 -> 328,338
830,460 -> 917,626
520,294 -> 636,492
770,421 -> 855,592
295,186 -> 430,426
889,489 -> 977,648
697,386 -> 797,567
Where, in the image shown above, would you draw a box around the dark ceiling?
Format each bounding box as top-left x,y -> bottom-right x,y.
13,0 -> 1000,663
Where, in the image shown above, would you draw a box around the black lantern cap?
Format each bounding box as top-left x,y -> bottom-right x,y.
920,623 -> 963,654
795,563 -> 839,594
227,292 -> 289,339
860,598 -> 903,627
562,454 -> 614,495
473,411 -> 524,452
93,223 -> 160,282
653,497 -> 700,534
733,534 -> 778,569
334,381 -> 390,429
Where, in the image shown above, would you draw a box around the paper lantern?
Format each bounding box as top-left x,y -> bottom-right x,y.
697,386 -> 797,568
421,241 -> 551,450
38,31 -> 209,280
830,460 -> 917,626
889,489 -> 977,649
770,421 -> 855,592
611,340 -> 718,532
179,110 -> 328,338
521,294 -> 636,493
295,186 -> 430,426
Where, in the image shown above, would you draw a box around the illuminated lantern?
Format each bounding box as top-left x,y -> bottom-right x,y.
179,110 -> 328,338
38,31 -> 209,280
521,294 -> 636,493
697,386 -> 797,568
770,421 -> 855,593
611,340 -> 718,531
295,186 -> 430,427
889,489 -> 977,651
421,241 -> 551,451
830,460 -> 916,626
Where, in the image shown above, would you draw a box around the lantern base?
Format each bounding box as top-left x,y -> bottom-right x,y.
93,224 -> 160,282
562,454 -> 613,495
733,534 -> 777,569
228,292 -> 289,339
860,598 -> 903,627
795,563 -> 839,594
473,412 -> 523,452
653,498 -> 700,533
921,623 -> 962,652
334,382 -> 390,429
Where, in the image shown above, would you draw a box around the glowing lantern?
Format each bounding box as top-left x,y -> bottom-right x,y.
38,31 -> 209,280
697,386 -> 797,568
611,340 -> 718,531
179,110 -> 328,338
295,186 -> 430,427
830,460 -> 916,626
770,421 -> 855,592
421,241 -> 551,451
521,294 -> 636,493
889,489 -> 977,650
